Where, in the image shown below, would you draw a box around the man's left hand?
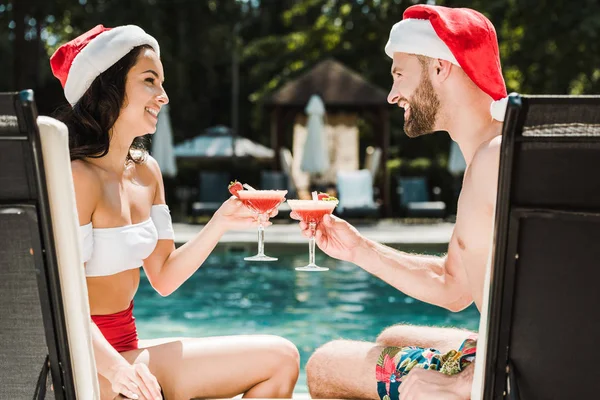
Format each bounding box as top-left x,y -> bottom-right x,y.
398,368 -> 470,400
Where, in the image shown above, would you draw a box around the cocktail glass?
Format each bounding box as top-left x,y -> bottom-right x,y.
237,190 -> 287,261
287,199 -> 338,271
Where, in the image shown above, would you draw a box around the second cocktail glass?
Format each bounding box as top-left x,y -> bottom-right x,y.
287,198 -> 338,271
237,189 -> 287,261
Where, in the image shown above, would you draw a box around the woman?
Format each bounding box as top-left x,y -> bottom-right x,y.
50,25 -> 299,400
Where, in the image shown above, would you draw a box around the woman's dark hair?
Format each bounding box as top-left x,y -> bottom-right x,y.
56,45 -> 154,163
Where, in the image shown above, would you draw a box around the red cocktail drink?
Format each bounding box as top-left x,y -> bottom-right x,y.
288,199 -> 338,271
238,189 -> 287,261
293,208 -> 334,224
238,190 -> 287,214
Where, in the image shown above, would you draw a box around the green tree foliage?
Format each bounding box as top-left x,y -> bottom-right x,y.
446,0 -> 600,94
500,0 -> 600,94
241,0 -> 600,159
1,0 -> 247,143
2,0 -> 599,153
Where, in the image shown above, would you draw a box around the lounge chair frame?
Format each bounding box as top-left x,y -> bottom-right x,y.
482,94 -> 600,399
0,90 -> 76,398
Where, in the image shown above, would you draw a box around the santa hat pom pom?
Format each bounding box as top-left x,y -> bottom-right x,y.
490,97 -> 509,122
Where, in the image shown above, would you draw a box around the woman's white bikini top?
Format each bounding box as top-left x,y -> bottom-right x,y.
79,204 -> 175,277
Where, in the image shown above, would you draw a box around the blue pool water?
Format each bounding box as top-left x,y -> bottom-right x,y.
134,248 -> 480,394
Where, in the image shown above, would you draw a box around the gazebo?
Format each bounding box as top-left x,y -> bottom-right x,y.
264,58 -> 392,216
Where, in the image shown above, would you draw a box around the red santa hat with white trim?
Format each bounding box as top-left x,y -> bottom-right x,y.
50,24 -> 160,106
385,5 -> 508,121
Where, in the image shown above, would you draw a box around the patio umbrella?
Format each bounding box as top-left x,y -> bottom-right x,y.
448,140 -> 466,177
173,125 -> 274,160
151,104 -> 178,177
300,94 -> 329,174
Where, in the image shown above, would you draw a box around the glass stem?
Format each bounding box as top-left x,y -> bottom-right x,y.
308,222 -> 316,266
257,214 -> 265,256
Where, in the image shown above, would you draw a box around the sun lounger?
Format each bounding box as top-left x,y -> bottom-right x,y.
0,90 -> 99,399
396,176 -> 446,218
190,171 -> 231,217
363,146 -> 382,181
279,147 -> 300,199
474,94 -> 600,399
335,169 -> 380,218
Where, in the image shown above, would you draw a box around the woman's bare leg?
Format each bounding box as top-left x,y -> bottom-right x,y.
98,374 -> 117,400
100,335 -> 299,400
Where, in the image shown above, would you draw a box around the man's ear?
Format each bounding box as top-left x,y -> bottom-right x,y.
433,58 -> 453,82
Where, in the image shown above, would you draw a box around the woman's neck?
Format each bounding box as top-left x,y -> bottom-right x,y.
89,127 -> 134,176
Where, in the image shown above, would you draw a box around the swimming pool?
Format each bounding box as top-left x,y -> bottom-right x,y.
134,248 -> 480,394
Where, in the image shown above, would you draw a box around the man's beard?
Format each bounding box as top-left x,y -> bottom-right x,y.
402,74 -> 440,138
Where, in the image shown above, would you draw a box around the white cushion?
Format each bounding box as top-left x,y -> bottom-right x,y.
37,116 -> 99,398
336,169 -> 377,212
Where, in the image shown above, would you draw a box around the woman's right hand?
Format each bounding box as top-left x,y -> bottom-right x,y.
292,213 -> 363,263
107,362 -> 162,400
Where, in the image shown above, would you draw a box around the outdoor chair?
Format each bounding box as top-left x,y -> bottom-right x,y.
0,90 -> 99,398
335,169 -> 379,218
190,171 -> 231,218
279,146 -> 300,199
363,146 -> 382,181
396,176 -> 446,218
473,94 -> 600,399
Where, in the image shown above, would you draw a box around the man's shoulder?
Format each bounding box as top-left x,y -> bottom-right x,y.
468,135 -> 501,180
460,135 -> 502,209
473,135 -> 501,163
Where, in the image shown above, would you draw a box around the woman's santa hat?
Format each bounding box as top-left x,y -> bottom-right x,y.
385,5 -> 508,121
50,24 -> 160,106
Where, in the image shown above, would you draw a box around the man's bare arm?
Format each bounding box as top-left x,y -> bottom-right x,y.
348,136 -> 501,311
300,212 -> 471,310
351,236 -> 473,311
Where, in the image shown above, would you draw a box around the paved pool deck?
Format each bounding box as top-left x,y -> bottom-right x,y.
173,218 -> 454,253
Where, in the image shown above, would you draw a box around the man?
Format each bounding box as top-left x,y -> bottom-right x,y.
297,5 -> 509,400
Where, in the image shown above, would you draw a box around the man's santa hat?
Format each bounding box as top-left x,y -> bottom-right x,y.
50,24 -> 160,106
385,5 -> 508,121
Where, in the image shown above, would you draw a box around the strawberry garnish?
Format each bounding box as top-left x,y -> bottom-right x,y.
317,193 -> 338,203
228,180 -> 243,197
317,192 -> 339,203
